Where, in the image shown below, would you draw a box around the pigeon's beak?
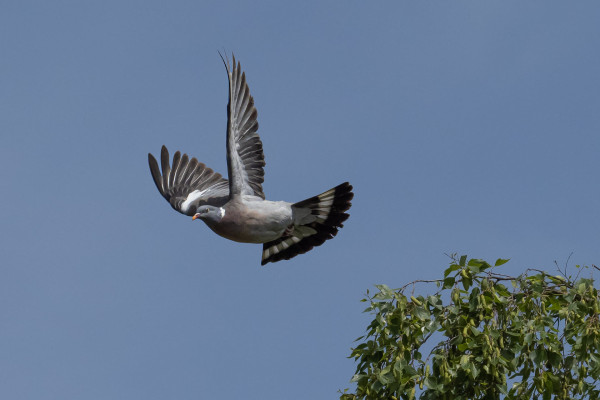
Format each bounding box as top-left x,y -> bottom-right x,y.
192,214 -> 199,220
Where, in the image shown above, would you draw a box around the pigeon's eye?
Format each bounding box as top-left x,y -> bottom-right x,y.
203,208 -> 210,213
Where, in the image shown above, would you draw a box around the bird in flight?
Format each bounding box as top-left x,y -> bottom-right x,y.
148,54 -> 353,265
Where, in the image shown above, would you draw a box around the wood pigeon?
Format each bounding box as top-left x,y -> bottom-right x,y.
148,54 -> 353,265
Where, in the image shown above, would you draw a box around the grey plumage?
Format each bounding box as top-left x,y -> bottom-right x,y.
261,182 -> 353,265
148,146 -> 229,215
148,54 -> 353,265
223,54 -> 265,199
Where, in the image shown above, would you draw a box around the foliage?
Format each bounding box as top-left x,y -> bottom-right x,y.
340,255 -> 600,400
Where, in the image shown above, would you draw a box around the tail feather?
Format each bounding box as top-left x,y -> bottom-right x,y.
261,182 -> 353,265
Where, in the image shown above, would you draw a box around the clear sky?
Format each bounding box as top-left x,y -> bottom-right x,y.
2,1 -> 599,399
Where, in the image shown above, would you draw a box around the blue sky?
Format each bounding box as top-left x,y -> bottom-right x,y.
2,1 -> 599,399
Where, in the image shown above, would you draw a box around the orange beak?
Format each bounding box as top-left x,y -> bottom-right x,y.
192,214 -> 199,220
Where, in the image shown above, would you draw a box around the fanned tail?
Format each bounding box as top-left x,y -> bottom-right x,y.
261,182 -> 353,265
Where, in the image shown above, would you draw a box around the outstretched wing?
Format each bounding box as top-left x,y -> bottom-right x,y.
222,53 -> 266,199
148,145 -> 229,216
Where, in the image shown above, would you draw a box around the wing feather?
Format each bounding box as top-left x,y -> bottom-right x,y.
160,146 -> 171,192
148,145 -> 230,216
174,153 -> 189,186
222,53 -> 266,199
148,153 -> 164,193
169,151 -> 181,188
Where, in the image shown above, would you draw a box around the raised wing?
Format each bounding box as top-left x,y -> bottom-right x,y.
222,54 -> 266,199
148,145 -> 229,216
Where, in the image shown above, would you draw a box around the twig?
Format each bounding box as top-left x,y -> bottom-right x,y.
399,279 -> 444,292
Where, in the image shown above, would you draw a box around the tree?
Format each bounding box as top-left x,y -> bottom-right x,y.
340,255 -> 600,400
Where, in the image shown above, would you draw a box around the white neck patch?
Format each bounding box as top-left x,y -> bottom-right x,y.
219,207 -> 226,218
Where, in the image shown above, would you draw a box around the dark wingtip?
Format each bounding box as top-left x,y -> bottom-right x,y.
219,51 -> 233,75
160,145 -> 169,161
148,151 -> 165,196
218,50 -> 228,71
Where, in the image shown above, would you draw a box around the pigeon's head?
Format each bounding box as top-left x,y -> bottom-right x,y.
192,205 -> 224,224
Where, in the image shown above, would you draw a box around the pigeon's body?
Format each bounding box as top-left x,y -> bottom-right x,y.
148,54 -> 353,265
208,197 -> 292,243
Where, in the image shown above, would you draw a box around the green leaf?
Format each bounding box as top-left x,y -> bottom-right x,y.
444,264 -> 462,278
413,306 -> 429,321
532,347 -> 547,365
469,362 -> 479,378
467,258 -> 483,266
374,284 -> 394,300
424,376 -> 441,390
404,364 -> 418,377
460,354 -> 471,367
462,275 -> 472,291
543,386 -> 551,400
547,351 -> 562,369
495,258 -> 510,267
374,284 -> 391,292
443,276 -> 455,289
393,359 -> 406,375
495,284 -> 511,297
378,368 -> 396,385
468,258 -> 483,271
